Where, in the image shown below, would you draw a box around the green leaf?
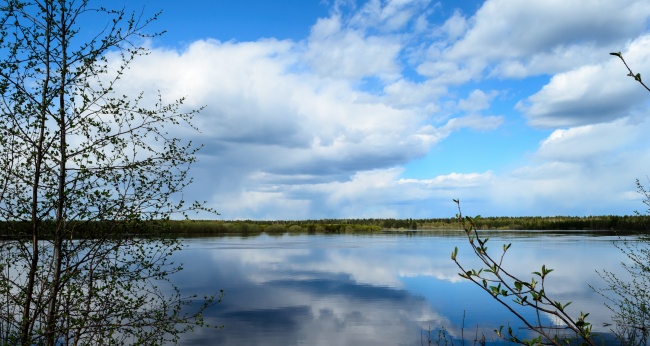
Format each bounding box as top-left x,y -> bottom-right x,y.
542,265 -> 554,276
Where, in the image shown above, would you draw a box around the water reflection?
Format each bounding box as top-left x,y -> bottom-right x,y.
171,232 -> 631,345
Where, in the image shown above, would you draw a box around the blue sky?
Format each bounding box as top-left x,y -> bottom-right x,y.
108,0 -> 650,219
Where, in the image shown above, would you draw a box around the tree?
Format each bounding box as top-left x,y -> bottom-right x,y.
597,182 -> 650,345
0,1 -> 217,345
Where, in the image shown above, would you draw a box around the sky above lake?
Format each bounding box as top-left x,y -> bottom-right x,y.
109,0 -> 650,219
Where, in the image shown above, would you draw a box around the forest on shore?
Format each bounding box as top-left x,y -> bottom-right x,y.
161,214 -> 650,236
4,215 -> 646,239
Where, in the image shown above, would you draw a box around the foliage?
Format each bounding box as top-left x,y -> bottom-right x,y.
596,179 -> 650,345
0,1 -> 218,345
610,52 -> 650,92
460,215 -> 649,232
149,215 -> 650,236
594,52 -> 650,346
450,52 -> 650,346
451,200 -> 597,345
161,220 -> 383,235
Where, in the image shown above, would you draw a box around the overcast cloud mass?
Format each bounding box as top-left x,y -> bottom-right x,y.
113,0 -> 650,219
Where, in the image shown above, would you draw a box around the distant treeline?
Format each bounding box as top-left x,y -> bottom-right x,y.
447,215 -> 650,231
163,215 -> 650,236
164,220 -> 385,236
2,215 -> 647,238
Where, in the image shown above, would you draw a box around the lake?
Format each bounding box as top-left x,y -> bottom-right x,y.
171,230 -> 636,345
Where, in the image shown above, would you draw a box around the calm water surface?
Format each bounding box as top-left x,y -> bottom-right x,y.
171,231 -> 634,345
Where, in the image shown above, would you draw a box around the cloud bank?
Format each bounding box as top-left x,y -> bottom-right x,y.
114,0 -> 650,219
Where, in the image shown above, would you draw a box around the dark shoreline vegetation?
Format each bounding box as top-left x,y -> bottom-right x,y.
2,215 -> 647,240
164,214 -> 650,236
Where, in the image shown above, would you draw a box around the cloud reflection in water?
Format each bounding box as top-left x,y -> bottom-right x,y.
171,232 -> 627,345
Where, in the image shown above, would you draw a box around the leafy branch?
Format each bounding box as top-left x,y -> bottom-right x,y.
609,52 -> 650,92
593,50 -> 650,344
451,199 -> 596,345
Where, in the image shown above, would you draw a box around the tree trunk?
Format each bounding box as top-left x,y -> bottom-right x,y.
20,3 -> 54,344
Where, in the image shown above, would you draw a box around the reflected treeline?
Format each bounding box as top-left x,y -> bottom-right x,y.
458,215 -> 650,232
163,214 -> 650,236
3,215 -> 646,238
164,220 -> 384,236
0,219 -> 177,240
